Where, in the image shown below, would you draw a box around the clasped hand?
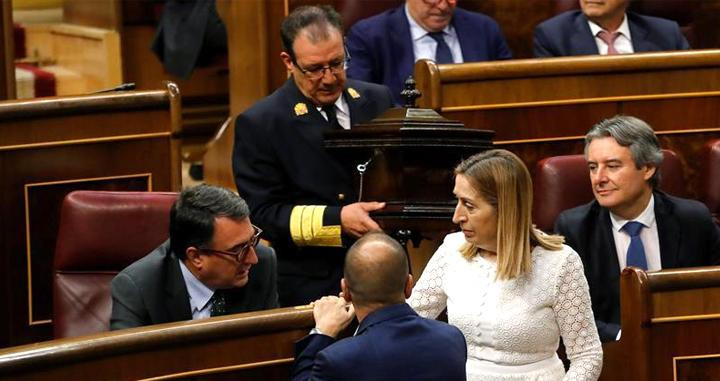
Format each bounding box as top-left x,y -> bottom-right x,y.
312,296 -> 355,338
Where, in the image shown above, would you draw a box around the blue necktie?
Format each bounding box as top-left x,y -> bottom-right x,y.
622,221 -> 647,270
428,32 -> 453,64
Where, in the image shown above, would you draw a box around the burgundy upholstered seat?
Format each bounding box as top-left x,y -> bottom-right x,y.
53,191 -> 177,338
532,149 -> 685,233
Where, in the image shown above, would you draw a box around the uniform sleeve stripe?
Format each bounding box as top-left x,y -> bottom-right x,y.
290,205 -> 342,247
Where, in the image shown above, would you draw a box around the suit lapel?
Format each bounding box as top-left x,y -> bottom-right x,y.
390,7 -> 415,93
573,13 -> 600,55
164,253 -> 193,322
451,9 -> 479,62
627,13 -> 651,52
598,208 -> 621,284
343,83 -> 371,126
280,78 -> 351,181
655,192 -> 681,268
282,79 -> 331,140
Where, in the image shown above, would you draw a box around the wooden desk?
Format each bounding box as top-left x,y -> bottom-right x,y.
0,306 -> 313,381
602,266 -> 720,381
414,50 -> 720,199
0,83 -> 181,347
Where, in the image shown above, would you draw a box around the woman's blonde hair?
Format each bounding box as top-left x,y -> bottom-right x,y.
455,149 -> 564,280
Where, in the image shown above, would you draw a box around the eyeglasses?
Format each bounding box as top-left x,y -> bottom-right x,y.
422,0 -> 457,5
293,57 -> 348,80
292,46 -> 351,81
198,225 -> 263,263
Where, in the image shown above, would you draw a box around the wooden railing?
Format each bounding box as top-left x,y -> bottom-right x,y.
0,306 -> 314,381
601,266 -> 720,381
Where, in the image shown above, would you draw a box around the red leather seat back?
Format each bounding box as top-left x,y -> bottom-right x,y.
700,139 -> 720,224
53,191 -> 178,339
532,150 -> 685,232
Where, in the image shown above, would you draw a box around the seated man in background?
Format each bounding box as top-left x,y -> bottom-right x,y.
346,0 -> 511,105
555,115 -> 720,342
233,5 -> 392,308
110,184 -> 279,330
292,232 -> 467,381
534,0 -> 690,57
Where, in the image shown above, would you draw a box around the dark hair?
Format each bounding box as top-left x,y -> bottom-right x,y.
169,184 -> 250,260
344,232 -> 408,306
585,115 -> 663,188
280,5 -> 343,60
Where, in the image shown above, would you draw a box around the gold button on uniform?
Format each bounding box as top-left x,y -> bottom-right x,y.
337,193 -> 345,200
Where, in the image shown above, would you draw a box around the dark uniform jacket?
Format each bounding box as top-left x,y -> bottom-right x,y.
233,78 -> 393,306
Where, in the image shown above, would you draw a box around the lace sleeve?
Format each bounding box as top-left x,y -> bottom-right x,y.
554,250 -> 603,381
407,240 -> 450,319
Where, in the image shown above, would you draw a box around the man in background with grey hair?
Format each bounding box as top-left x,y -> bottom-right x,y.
555,115 -> 720,342
111,184 -> 279,330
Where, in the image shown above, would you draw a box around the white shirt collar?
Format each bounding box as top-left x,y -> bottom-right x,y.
335,93 -> 349,117
609,193 -> 656,232
316,95 -> 349,116
587,13 -> 632,40
178,259 -> 215,314
405,2 -> 453,41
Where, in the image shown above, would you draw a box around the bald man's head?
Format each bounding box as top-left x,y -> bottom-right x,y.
343,233 -> 409,306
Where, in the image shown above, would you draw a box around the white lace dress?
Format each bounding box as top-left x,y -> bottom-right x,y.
408,232 -> 602,381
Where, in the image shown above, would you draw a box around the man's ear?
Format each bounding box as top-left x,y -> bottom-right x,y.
643,164 -> 657,182
404,274 -> 414,299
185,247 -> 204,269
280,52 -> 294,72
341,278 -> 351,302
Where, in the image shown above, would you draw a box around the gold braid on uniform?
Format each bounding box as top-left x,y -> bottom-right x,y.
289,205 -> 342,247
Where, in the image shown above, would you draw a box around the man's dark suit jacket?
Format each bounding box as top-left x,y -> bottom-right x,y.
555,191 -> 720,342
110,240 -> 279,330
346,5 -> 511,105
533,10 -> 690,57
232,78 -> 393,307
291,303 -> 467,381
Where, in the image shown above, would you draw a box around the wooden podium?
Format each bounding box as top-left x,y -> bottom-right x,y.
324,99 -> 493,272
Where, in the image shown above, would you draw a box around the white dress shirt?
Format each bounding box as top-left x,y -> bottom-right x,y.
317,95 -> 350,130
179,259 -> 215,319
587,14 -> 634,55
609,194 -> 662,271
405,3 -> 464,64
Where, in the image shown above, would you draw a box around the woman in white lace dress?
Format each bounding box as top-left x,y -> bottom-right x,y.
408,150 -> 602,381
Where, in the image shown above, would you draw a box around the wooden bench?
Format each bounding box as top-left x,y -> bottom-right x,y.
0,306 -> 313,381
414,50 -> 720,199
602,266 -> 720,381
0,83 -> 182,347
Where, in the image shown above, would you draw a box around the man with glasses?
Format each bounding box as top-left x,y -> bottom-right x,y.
233,5 -> 393,307
346,0 -> 511,105
110,184 -> 279,330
